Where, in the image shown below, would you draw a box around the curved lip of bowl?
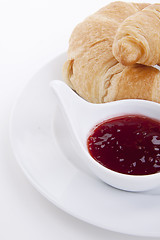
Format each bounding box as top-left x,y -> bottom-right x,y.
50,80 -> 160,183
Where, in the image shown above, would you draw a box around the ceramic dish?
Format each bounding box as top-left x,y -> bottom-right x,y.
10,52 -> 160,237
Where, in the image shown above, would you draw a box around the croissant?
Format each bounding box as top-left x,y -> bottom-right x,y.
63,2 -> 160,103
113,4 -> 160,66
108,64 -> 160,103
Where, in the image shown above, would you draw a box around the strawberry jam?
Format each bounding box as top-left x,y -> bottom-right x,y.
87,115 -> 160,175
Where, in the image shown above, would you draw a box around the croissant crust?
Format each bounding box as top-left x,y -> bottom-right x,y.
63,2 -> 160,103
113,4 -> 160,66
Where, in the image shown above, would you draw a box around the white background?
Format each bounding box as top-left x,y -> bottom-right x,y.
0,0 -> 159,239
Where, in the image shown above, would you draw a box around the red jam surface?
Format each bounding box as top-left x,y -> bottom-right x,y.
87,115 -> 160,175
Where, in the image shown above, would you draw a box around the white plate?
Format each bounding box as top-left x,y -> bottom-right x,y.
10,52 -> 160,237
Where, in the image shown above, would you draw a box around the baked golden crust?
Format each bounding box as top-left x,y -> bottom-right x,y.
113,4 -> 160,66
62,2 -> 160,104
112,65 -> 160,102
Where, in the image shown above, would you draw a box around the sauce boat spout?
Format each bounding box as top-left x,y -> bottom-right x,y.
50,80 -> 160,192
50,80 -> 109,144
